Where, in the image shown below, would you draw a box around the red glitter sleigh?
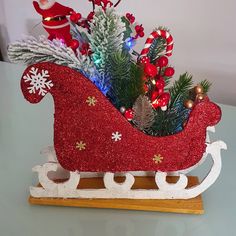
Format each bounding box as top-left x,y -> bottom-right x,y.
9,0 -> 227,211
21,62 -> 222,173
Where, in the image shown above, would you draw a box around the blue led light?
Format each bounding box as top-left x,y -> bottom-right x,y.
94,58 -> 102,65
125,37 -> 136,50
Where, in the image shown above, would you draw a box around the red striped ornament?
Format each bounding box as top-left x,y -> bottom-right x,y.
140,30 -> 174,59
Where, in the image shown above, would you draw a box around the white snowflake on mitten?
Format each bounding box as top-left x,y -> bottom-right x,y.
23,67 -> 53,96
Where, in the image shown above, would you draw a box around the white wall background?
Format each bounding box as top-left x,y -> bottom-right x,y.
0,0 -> 236,105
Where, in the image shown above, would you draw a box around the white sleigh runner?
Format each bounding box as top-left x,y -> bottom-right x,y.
30,127 -> 227,200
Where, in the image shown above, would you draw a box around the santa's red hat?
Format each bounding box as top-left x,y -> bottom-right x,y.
38,0 -> 56,10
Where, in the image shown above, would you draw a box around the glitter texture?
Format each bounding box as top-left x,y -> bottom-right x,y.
21,63 -> 222,172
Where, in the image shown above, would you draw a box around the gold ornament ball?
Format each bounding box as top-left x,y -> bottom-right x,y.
194,85 -> 204,94
184,100 -> 194,109
196,93 -> 205,101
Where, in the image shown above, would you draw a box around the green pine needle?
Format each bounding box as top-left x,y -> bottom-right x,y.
200,79 -> 212,93
150,73 -> 193,136
108,52 -> 144,109
169,73 -> 193,107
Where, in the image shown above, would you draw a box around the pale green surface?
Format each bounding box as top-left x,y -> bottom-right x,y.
0,62 -> 235,236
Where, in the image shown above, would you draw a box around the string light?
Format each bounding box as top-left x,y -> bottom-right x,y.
125,37 -> 136,50
93,57 -> 102,65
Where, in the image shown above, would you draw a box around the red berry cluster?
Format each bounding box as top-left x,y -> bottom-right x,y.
77,11 -> 95,31
87,11 -> 95,21
80,43 -> 92,56
134,25 -> 145,38
141,56 -> 175,110
70,11 -> 82,23
89,0 -> 113,10
126,13 -> 135,24
70,39 -> 80,51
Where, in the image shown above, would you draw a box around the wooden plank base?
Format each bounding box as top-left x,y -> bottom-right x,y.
29,176 -> 204,214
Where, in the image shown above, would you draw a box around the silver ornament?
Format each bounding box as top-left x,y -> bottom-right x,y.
120,106 -> 126,114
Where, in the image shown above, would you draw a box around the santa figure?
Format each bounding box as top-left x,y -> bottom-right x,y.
33,0 -> 79,49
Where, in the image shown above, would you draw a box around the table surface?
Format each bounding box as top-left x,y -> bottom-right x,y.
0,61 -> 235,236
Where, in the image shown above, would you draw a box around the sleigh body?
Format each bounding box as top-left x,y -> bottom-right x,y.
21,63 -> 227,202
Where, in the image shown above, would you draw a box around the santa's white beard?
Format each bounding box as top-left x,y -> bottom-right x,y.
39,0 -> 56,9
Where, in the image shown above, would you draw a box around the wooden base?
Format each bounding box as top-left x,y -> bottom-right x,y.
29,176 -> 204,214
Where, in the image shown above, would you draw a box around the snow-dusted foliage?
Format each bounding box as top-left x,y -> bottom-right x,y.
88,7 -> 126,94
8,36 -> 95,79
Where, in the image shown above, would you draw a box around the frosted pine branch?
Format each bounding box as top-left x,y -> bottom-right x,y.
88,7 -> 126,92
8,35 -> 94,78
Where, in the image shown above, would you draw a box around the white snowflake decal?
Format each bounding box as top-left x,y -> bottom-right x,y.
23,67 -> 53,96
111,132 -> 122,142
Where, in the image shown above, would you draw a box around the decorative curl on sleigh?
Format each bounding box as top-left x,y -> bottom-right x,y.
30,140 -> 226,199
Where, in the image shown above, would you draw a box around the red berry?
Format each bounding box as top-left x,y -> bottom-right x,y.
139,25 -> 144,31
160,92 -> 170,102
152,99 -> 160,109
140,56 -> 150,65
126,13 -> 135,24
156,77 -> 165,89
135,25 -> 141,31
156,56 -> 169,68
87,11 -> 95,21
164,67 -> 175,77
70,39 -> 79,50
159,100 -> 167,107
80,48 -> 87,55
157,87 -> 164,95
151,90 -> 159,101
143,84 -> 149,92
144,63 -> 158,77
142,75 -> 148,81
124,109 -> 134,121
70,14 -> 77,22
70,13 -> 81,23
76,13 -> 82,20
138,31 -> 145,37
